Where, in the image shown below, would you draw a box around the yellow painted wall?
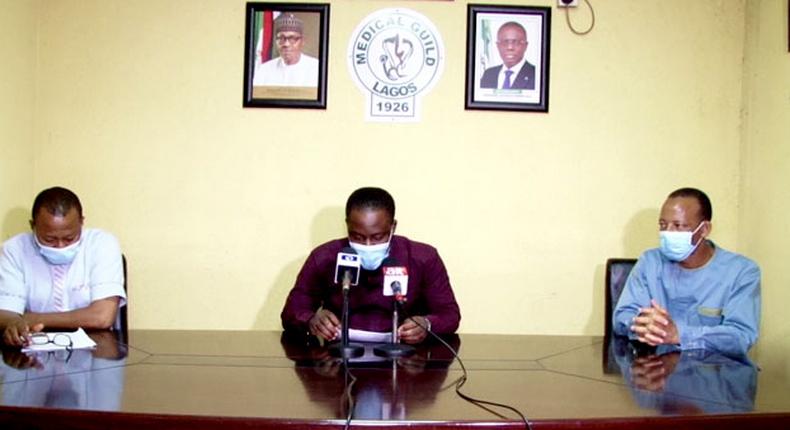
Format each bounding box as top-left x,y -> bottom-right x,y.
5,0 -> 755,334
741,0 -> 790,369
0,0 -> 37,239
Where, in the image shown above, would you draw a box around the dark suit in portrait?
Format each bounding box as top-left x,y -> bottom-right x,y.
480,61 -> 536,90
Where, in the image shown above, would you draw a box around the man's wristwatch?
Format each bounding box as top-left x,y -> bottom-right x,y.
423,316 -> 432,332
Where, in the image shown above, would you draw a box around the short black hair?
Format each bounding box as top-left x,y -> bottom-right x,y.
667,187 -> 712,221
345,187 -> 395,220
498,21 -> 526,38
31,187 -> 83,221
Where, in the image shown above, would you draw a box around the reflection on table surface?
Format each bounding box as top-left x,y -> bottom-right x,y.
607,335 -> 757,414
0,330 -> 128,411
1,329 -> 789,429
281,332 -> 460,420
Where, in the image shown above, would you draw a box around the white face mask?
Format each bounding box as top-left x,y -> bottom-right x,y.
659,221 -> 705,262
349,231 -> 393,270
34,235 -> 82,265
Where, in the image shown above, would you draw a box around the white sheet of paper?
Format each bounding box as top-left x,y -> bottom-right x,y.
347,328 -> 392,343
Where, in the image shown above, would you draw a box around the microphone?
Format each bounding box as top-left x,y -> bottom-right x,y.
329,247 -> 363,359
334,247 -> 360,290
391,281 -> 404,303
374,257 -> 415,359
382,257 -> 408,304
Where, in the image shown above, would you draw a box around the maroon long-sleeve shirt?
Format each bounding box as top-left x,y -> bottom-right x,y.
281,235 -> 461,335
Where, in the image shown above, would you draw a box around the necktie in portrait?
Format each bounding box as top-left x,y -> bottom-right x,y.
502,70 -> 513,89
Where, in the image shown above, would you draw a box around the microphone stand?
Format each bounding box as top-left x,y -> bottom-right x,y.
374,288 -> 415,358
330,270 -> 364,359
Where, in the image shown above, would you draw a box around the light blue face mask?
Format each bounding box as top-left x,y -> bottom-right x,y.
659,221 -> 705,262
35,235 -> 82,265
349,233 -> 392,270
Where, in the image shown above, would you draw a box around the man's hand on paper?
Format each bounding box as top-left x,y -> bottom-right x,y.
2,313 -> 44,348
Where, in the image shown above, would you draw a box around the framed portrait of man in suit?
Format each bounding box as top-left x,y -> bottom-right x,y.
243,2 -> 329,109
464,5 -> 551,112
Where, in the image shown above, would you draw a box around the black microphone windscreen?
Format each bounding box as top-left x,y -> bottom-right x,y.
336,247 -> 361,286
382,257 -> 400,267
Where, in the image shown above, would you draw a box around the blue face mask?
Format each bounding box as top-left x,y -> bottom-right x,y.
659,221 -> 705,262
349,233 -> 392,271
35,235 -> 82,265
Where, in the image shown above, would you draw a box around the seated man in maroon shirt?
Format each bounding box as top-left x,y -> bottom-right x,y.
281,187 -> 461,344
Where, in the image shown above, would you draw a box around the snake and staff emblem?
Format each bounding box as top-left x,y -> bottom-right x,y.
379,34 -> 414,81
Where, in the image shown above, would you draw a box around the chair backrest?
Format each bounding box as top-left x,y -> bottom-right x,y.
604,258 -> 637,336
115,254 -> 129,341
602,258 -> 637,374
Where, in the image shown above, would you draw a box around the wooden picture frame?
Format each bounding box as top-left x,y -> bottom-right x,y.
243,3 -> 329,109
465,4 -> 551,112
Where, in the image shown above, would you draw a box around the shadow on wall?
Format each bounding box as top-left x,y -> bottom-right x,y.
622,208 -> 660,258
252,205 -> 346,330
585,207 -> 660,335
753,331 -> 790,386
2,207 -> 29,241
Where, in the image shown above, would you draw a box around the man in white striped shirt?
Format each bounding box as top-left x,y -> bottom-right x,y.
0,187 -> 126,347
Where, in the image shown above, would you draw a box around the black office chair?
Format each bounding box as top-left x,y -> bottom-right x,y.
603,258 -> 637,373
116,254 -> 129,342
604,258 -> 637,336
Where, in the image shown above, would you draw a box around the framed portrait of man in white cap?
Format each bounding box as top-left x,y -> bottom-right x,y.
243,2 -> 329,108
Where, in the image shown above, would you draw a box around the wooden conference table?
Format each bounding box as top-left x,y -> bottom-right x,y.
1,330 -> 789,429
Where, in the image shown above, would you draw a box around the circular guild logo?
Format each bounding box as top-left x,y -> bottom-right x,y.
348,8 -> 445,121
